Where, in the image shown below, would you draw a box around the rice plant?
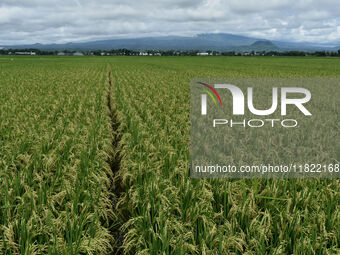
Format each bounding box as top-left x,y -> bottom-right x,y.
0,57 -> 113,254
0,56 -> 339,254
108,56 -> 340,254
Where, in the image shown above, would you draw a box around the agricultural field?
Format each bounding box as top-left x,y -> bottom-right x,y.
0,58 -> 113,254
0,56 -> 339,254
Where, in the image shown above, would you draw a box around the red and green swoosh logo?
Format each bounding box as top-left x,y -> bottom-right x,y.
197,82 -> 223,105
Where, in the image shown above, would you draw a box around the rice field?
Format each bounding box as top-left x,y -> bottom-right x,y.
0,56 -> 339,254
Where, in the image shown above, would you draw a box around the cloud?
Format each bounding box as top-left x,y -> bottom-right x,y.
0,0 -> 340,45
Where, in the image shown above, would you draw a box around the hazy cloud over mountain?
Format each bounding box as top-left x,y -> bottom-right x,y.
1,0 -> 340,45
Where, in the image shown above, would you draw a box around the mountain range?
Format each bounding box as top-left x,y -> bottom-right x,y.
1,33 -> 339,52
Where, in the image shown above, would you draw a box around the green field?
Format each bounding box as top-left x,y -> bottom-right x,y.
0,56 -> 339,254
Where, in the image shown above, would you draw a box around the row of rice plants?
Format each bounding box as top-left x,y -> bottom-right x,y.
108,56 -> 339,254
0,57 -> 114,254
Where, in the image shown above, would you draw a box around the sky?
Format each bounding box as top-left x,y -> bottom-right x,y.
1,0 -> 340,45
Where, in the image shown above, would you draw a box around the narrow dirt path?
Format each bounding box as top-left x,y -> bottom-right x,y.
106,69 -> 126,254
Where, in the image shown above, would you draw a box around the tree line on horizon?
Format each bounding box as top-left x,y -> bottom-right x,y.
1,48 -> 340,57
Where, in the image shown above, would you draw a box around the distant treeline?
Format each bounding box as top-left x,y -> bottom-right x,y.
0,49 -> 55,55
1,48 -> 340,57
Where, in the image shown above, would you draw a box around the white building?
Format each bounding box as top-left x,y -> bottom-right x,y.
15,51 -> 36,55
73,52 -> 84,56
197,52 -> 210,56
